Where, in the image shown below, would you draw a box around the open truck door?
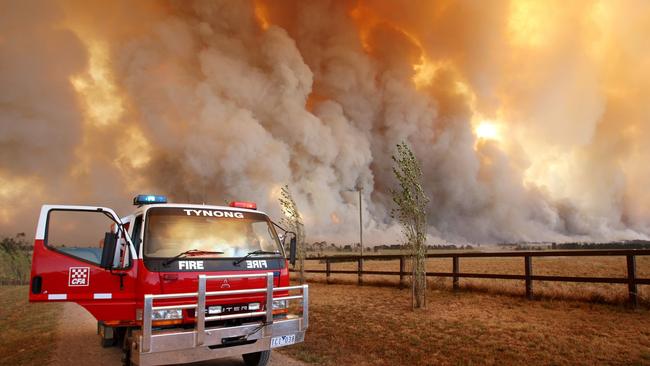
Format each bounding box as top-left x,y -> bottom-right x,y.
29,205 -> 138,321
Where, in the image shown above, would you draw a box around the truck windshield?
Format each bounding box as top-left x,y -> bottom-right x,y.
144,207 -> 282,258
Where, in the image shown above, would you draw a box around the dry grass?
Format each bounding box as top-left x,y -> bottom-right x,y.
299,255 -> 650,305
0,286 -> 61,365
280,282 -> 650,366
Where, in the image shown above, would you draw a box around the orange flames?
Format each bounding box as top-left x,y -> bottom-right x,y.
254,1 -> 271,31
69,40 -> 124,127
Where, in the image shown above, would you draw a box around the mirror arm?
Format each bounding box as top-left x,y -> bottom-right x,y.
271,220 -> 288,233
98,208 -> 121,225
106,230 -> 127,290
97,208 -> 137,259
270,221 -> 297,265
109,268 -> 127,290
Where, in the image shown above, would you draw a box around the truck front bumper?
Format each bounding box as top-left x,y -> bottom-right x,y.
132,316 -> 306,365
132,273 -> 308,366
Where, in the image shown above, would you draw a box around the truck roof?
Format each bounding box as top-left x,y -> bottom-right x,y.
129,203 -> 269,217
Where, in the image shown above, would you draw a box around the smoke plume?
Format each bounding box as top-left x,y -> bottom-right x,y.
1,0 -> 649,244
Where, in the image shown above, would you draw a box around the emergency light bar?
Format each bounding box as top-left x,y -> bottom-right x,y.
229,201 -> 257,210
133,194 -> 168,205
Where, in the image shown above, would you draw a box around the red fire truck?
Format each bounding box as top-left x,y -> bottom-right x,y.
29,195 -> 308,366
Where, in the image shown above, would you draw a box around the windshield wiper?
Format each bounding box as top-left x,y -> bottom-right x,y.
163,249 -> 224,267
233,250 -> 280,266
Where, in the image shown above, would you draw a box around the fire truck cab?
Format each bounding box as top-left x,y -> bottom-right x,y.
29,195 -> 308,366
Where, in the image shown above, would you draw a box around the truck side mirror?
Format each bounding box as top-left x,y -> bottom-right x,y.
100,232 -> 118,269
289,236 -> 297,266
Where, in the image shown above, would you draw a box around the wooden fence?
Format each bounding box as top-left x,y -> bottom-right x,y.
291,249 -> 650,307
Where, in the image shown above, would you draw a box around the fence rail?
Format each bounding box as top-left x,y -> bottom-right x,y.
290,249 -> 650,307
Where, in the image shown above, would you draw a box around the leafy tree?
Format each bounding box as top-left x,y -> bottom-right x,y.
279,185 -> 306,284
391,142 -> 429,308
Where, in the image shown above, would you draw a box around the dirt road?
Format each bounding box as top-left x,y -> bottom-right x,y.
50,303 -> 306,366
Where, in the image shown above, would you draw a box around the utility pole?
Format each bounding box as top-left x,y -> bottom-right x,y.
345,185 -> 364,257
358,186 -> 363,257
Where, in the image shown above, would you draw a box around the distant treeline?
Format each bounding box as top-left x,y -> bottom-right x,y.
312,240 -> 650,253
552,240 -> 650,250
307,242 -> 474,253
0,233 -> 32,285
372,244 -> 474,251
509,240 -> 650,251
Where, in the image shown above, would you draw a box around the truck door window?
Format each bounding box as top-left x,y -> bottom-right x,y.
46,210 -> 124,266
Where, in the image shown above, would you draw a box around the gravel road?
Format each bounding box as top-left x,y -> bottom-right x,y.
50,302 -> 305,366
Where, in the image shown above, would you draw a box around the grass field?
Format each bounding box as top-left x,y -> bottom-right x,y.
0,286 -> 61,365
299,255 -> 650,305
1,254 -> 647,366
280,282 -> 650,366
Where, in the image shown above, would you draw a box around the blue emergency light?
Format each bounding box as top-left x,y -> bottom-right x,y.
133,194 -> 167,205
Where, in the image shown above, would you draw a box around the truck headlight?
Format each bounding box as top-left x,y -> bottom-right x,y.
151,309 -> 182,320
272,299 -> 288,310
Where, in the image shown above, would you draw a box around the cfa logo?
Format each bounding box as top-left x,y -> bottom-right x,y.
183,209 -> 244,219
178,261 -> 204,270
68,267 -> 90,286
246,260 -> 268,269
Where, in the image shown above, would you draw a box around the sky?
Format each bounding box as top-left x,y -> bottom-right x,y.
1,0 -> 650,245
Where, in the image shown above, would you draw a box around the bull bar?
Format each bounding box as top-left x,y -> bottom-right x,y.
131,273 -> 308,366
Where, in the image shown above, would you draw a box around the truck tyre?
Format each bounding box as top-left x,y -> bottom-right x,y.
121,330 -> 133,366
242,350 -> 271,366
121,347 -> 131,366
114,327 -> 126,348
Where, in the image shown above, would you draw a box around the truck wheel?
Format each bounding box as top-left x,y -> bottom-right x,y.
121,330 -> 133,366
114,327 -> 126,348
242,350 -> 271,366
121,347 -> 131,366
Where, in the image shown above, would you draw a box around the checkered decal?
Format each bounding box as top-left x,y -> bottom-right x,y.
68,267 -> 90,286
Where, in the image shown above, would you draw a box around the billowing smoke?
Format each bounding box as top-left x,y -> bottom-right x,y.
1,0 -> 649,244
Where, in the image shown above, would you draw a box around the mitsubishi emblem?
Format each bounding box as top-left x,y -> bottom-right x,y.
221,279 -> 231,289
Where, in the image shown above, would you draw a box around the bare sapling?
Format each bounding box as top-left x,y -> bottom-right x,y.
391,142 -> 429,309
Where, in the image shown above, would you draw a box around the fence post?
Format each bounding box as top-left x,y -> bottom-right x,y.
399,256 -> 406,289
358,257 -> 363,286
326,259 -> 331,284
452,256 -> 460,291
627,255 -> 638,308
525,256 -> 533,300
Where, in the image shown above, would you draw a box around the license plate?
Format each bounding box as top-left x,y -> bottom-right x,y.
271,334 -> 296,348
